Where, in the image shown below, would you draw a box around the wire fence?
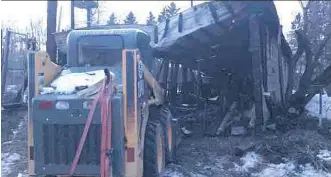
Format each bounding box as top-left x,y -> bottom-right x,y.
1,30 -> 29,107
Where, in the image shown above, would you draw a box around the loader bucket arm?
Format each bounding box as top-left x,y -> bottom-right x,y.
137,53 -> 165,106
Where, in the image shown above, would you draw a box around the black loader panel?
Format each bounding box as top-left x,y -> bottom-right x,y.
111,93 -> 125,177
32,94 -> 124,176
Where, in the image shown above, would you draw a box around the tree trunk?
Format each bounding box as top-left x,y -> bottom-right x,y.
46,1 -> 57,63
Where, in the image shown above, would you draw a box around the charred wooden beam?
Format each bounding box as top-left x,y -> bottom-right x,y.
208,2 -> 227,30
184,34 -> 212,59
154,26 -> 159,43
171,62 -> 179,102
249,14 -> 264,133
178,13 -> 183,33
162,19 -> 170,39
222,1 -> 235,16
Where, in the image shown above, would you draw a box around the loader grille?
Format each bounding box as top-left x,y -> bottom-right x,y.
42,124 -> 101,165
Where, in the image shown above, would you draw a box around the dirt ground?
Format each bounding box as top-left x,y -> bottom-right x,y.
2,108 -> 331,177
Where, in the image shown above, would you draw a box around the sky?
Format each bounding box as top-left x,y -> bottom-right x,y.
0,1 -> 301,34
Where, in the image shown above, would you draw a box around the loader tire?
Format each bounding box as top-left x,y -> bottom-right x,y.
159,107 -> 176,163
143,120 -> 166,177
150,106 -> 176,163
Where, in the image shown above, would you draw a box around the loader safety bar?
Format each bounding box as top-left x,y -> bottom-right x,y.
68,69 -> 113,177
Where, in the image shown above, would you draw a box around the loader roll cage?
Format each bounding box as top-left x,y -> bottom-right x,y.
66,29 -> 154,70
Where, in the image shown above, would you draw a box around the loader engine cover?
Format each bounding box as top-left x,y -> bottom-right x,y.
32,93 -> 124,176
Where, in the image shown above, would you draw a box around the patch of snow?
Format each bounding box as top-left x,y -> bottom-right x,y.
2,141 -> 13,145
1,153 -> 21,176
5,85 -> 20,93
40,87 -> 55,95
12,120 -> 24,138
51,70 -> 105,94
317,149 -> 331,161
253,162 -> 296,177
296,163 -> 331,177
16,170 -> 28,177
306,94 -> 331,119
253,161 -> 331,177
190,173 -> 208,177
163,171 -> 185,177
235,152 -> 262,172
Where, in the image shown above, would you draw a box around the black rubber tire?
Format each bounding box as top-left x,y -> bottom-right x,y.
143,120 -> 166,177
149,106 -> 176,163
159,107 -> 176,163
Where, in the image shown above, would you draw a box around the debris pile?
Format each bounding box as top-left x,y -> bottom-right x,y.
254,130 -> 331,171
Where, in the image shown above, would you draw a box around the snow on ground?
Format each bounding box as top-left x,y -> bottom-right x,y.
1,110 -> 28,177
253,161 -> 331,177
306,94 -> 331,119
1,153 -> 21,176
235,151 -> 262,172
317,149 -> 331,161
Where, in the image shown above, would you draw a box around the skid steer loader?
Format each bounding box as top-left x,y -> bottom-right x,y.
27,29 -> 181,177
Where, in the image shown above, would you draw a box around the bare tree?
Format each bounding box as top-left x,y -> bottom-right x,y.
285,1 -> 331,114
25,18 -> 47,51
91,1 -> 107,25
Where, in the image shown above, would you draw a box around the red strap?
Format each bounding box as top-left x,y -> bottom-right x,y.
68,79 -> 113,177
100,85 -> 112,177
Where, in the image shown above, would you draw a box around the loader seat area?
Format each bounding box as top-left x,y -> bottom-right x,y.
79,47 -> 122,67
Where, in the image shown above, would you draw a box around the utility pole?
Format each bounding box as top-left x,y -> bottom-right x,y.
191,0 -> 193,7
71,0 -> 75,29
57,5 -> 63,32
46,0 -> 58,63
87,8 -> 92,27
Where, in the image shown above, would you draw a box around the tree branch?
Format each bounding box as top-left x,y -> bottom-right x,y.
291,30 -> 305,64
313,31 -> 331,61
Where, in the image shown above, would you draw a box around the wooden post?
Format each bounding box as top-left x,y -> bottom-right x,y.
319,90 -> 323,128
46,0 -> 57,62
87,8 -> 92,27
171,62 -> 179,102
1,30 -> 11,103
277,25 -> 285,106
71,0 -> 75,29
249,15 -> 264,133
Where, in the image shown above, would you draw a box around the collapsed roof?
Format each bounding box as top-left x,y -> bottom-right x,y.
151,1 -> 290,74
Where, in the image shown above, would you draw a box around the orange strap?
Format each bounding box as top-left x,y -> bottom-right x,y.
68,78 -> 113,177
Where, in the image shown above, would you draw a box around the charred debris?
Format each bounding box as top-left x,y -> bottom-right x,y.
53,1 -> 326,137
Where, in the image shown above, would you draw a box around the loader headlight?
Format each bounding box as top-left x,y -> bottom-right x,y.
55,101 -> 70,110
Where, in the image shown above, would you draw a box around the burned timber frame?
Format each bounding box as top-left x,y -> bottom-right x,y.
54,1 -> 290,133
151,1 -> 290,133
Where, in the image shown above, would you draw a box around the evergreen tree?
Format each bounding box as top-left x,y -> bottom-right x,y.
107,13 -> 118,25
157,2 -> 180,23
158,7 -> 167,23
146,11 -> 157,25
166,2 -> 180,17
124,11 -> 138,25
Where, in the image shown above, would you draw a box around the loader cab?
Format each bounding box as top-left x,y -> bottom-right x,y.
67,29 -> 153,67
65,29 -> 153,85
